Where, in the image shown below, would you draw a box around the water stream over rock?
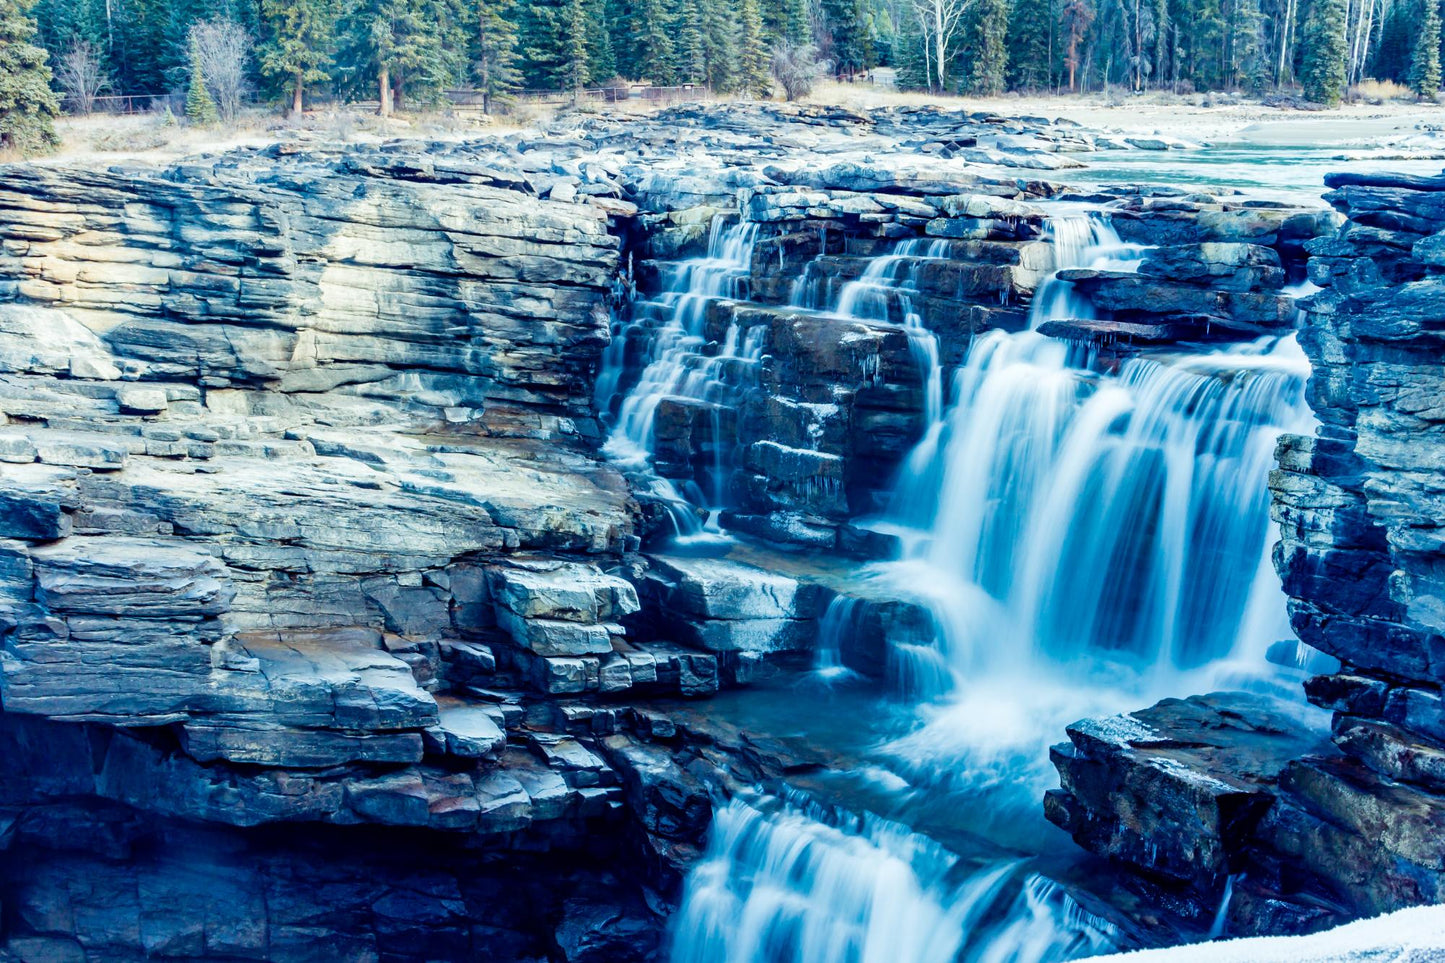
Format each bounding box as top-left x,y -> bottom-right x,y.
599,218 -> 761,540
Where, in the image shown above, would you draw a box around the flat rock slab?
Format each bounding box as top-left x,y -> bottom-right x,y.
432,700 -> 507,759
648,554 -> 825,621
199,629 -> 439,735
1047,691 -> 1331,888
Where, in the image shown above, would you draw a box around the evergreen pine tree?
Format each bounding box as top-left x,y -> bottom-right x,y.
785,0 -> 810,44
1411,0 -> 1442,98
1008,0 -> 1053,89
822,0 -> 869,76
474,0 -> 520,111
259,0 -> 336,113
0,0 -> 59,154
602,0 -> 634,77
565,0 -> 589,94
586,0 -> 616,82
699,0 -> 737,90
894,5 -> 930,88
634,0 -> 674,84
1372,0 -> 1413,81
737,0 -> 771,97
32,0 -> 108,70
517,0 -> 567,88
1300,0 -> 1346,105
868,4 -> 898,67
970,0 -> 1010,93
1152,0 -> 1169,89
357,0 -> 466,114
185,38 -> 220,123
674,0 -> 707,83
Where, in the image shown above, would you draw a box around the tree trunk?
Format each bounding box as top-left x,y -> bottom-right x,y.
934,2 -> 947,90
293,71 -> 305,115
378,65 -> 392,116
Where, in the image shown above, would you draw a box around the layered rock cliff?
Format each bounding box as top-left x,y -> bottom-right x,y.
0,102 -> 1413,961
0,144 -> 669,961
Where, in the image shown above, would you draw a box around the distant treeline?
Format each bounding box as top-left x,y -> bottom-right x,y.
1,0 -> 1439,148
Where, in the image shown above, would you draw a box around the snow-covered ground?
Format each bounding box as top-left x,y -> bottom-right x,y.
1090,905 -> 1445,962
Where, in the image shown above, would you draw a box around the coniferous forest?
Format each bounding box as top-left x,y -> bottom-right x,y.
0,0 -> 1441,154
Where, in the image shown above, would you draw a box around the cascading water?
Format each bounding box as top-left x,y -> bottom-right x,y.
867,213 -> 1315,803
793,237 -> 947,428
598,217 -> 762,538
888,330 -> 1312,680
670,794 -> 1118,963
1027,214 -> 1148,329
666,211 -> 1316,963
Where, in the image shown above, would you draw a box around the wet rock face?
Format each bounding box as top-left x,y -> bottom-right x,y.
1266,170 -> 1445,919
1045,693 -> 1336,928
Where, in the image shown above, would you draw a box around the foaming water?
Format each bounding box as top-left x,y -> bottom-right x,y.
598,217 -> 761,539
670,794 -> 1118,963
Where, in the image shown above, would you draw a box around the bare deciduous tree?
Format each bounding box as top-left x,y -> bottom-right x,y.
909,0 -> 971,92
55,41 -> 108,116
189,19 -> 253,122
771,42 -> 824,100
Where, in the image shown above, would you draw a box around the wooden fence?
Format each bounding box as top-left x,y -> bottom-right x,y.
63,83 -> 713,117
451,84 -> 714,107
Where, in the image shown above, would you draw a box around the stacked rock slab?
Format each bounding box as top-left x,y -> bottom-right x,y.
1048,169 -> 1445,939
1268,170 -> 1445,915
0,144 -> 703,960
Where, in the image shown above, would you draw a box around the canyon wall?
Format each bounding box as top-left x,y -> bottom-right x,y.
0,144 -> 677,962
0,103 -> 1426,961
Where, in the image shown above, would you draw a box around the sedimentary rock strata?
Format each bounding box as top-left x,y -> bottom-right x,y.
0,101 -> 1421,960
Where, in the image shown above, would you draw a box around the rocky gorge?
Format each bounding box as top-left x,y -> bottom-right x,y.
0,101 -> 1440,962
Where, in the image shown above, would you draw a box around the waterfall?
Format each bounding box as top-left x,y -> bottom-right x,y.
670,794 -> 1118,963
814,595 -> 862,680
891,331 -> 1310,681
866,213 -> 1313,697
794,238 -> 946,428
852,214 -> 1317,812
663,212 -> 1316,963
1027,215 -> 1147,329
598,217 -> 762,538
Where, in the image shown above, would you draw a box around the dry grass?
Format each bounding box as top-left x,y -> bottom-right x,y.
1350,78 -> 1416,104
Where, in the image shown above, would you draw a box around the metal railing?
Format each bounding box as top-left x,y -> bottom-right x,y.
61,83 -> 714,117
